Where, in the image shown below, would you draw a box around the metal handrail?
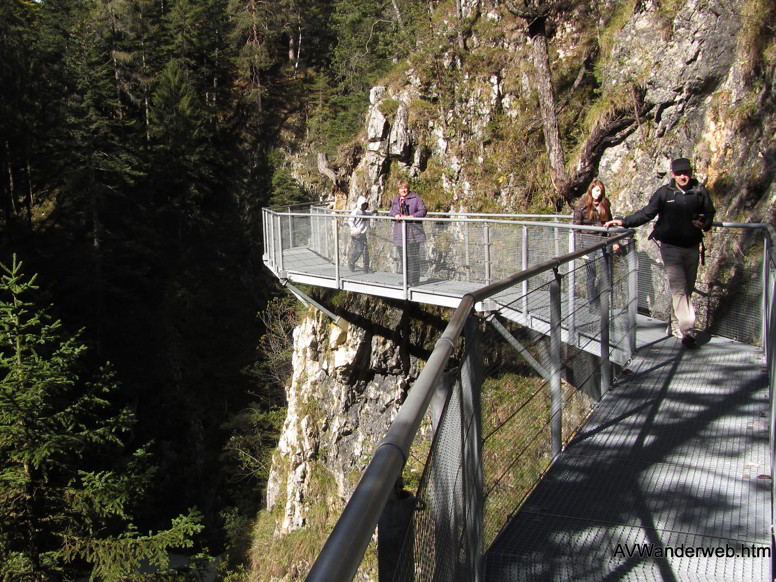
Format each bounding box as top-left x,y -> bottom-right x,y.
263,208 -> 607,230
267,204 -> 572,220
305,230 -> 634,582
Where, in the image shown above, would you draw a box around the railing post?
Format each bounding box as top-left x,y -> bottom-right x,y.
266,211 -> 273,269
568,230 -> 577,348
484,222 -> 491,285
465,219 -> 471,282
522,226 -> 528,316
627,237 -> 638,359
262,210 -> 269,264
766,236 -> 775,565
764,234 -> 771,350
311,209 -> 318,255
600,248 -> 612,394
275,213 -> 284,274
402,220 -> 409,298
287,206 -> 294,248
462,315 -> 484,582
550,270 -> 562,460
334,216 -> 340,286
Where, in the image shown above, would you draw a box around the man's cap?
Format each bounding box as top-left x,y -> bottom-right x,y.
671,158 -> 692,173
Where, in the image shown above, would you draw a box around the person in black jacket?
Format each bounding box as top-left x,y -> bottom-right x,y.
605,158 -> 715,348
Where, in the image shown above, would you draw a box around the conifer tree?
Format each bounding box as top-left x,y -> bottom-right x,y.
0,257 -> 204,581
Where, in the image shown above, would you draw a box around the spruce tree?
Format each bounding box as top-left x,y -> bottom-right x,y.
0,256 -> 203,581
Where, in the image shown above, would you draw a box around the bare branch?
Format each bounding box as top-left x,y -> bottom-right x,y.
317,152 -> 338,185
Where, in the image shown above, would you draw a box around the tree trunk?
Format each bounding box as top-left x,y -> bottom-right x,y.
90,167 -> 104,356
391,0 -> 405,29
250,0 -> 263,112
5,141 -> 17,219
25,159 -> 33,226
288,28 -> 295,62
294,26 -> 302,79
455,0 -> 465,49
23,463 -> 41,576
317,152 -> 338,186
107,2 -> 124,120
531,29 -> 568,193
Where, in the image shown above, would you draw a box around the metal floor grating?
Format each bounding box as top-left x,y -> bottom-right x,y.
485,320 -> 771,581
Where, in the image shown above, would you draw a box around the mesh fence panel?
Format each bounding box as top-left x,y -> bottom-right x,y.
390,244 -> 636,581
267,207 -> 766,348
634,227 -> 766,345
390,340 -> 473,582
701,228 -> 767,345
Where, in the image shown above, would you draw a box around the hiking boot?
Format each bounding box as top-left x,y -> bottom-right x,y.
666,325 -> 681,339
681,333 -> 698,348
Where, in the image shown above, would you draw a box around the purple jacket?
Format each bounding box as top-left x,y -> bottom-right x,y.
390,191 -> 427,245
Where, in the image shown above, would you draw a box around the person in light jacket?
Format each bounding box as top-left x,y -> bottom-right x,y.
348,195 -> 375,273
390,181 -> 427,286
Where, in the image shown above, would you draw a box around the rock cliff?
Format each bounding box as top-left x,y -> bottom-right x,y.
256,296 -> 441,580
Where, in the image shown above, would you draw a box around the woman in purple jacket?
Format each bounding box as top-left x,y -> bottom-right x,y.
390,181 -> 427,286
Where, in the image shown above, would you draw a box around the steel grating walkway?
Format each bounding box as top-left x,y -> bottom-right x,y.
485,317 -> 771,581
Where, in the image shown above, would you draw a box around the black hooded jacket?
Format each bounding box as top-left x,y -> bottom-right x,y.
622,178 -> 715,247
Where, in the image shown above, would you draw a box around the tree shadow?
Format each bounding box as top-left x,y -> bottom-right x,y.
484,337 -> 769,581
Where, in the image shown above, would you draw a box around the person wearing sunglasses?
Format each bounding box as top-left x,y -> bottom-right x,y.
605,158 -> 715,348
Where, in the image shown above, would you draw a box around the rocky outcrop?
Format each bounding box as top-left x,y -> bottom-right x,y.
266,313 -> 399,533
597,0 -> 775,325
264,293 -> 440,535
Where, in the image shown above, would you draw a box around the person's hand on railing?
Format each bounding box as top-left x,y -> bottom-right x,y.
604,219 -> 624,228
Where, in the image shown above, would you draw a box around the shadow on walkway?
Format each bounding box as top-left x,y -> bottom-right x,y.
485,334 -> 770,582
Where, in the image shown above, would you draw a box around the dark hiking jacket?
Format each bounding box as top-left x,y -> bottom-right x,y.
622,179 -> 715,247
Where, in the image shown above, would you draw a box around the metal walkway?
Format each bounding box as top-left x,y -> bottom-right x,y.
265,207 -> 774,582
276,247 -> 637,366
485,317 -> 771,582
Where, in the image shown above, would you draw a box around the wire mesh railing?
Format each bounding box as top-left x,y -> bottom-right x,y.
388,240 -> 636,582
264,205 -> 774,582
263,207 -> 769,349
304,230 -> 635,582
267,207 -> 582,290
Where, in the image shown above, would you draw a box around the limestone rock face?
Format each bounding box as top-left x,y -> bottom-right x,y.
596,1 -> 775,324
348,86 -> 421,208
265,299 -> 425,535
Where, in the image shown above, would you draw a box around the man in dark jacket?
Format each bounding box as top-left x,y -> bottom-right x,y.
605,158 -> 715,347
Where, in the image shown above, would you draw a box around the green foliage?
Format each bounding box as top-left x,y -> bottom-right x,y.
404,158 -> 448,212
61,510 -> 205,582
481,372 -> 551,546
0,257 -> 204,581
331,0 -> 398,94
377,97 -> 401,120
266,150 -> 312,207
655,0 -> 685,35
251,463 -> 343,581
222,406 -> 286,493
594,0 -> 638,82
738,0 -> 776,81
